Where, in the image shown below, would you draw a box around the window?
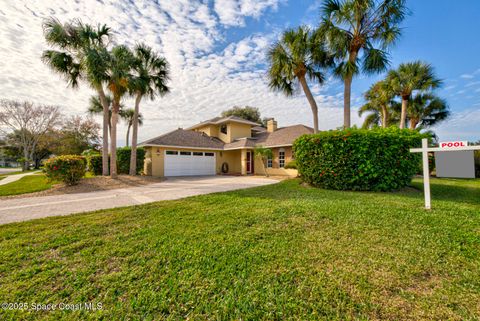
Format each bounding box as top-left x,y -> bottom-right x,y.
193,152 -> 203,156
279,149 -> 285,168
267,156 -> 273,168
166,150 -> 178,155
180,151 -> 191,156
220,124 -> 227,134
205,152 -> 215,157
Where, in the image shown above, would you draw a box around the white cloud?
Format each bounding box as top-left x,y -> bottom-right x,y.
214,0 -> 281,26
460,73 -> 475,79
433,108 -> 480,141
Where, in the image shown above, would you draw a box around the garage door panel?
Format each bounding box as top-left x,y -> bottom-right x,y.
164,151 -> 216,176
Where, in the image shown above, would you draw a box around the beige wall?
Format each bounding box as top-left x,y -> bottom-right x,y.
144,147 -> 242,177
195,125 -> 219,138
253,146 -> 297,177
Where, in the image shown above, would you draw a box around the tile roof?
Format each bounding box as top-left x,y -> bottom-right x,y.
224,138 -> 256,150
140,129 -> 224,149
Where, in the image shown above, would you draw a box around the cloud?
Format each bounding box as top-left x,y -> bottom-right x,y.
460,74 -> 475,79
433,108 -> 480,141
213,0 -> 282,26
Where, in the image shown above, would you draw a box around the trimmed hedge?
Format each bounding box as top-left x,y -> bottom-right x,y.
117,147 -> 145,174
293,128 -> 424,191
44,155 -> 86,185
284,160 -> 297,169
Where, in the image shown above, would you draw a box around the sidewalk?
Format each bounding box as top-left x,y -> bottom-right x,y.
0,171 -> 40,186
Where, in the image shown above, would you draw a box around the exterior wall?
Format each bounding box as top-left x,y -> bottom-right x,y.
195,125 -> 219,138
144,146 -> 242,177
217,122 -> 252,143
253,146 -> 297,177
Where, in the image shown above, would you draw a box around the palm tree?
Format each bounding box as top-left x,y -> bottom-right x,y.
254,146 -> 273,177
42,18 -> 112,176
121,108 -> 143,147
318,0 -> 407,128
88,95 -> 114,136
105,45 -> 136,178
358,80 -> 398,128
129,43 -> 170,175
406,93 -> 449,129
267,26 -> 333,133
386,61 -> 442,129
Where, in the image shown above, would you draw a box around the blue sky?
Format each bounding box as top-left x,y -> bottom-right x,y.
0,0 -> 479,143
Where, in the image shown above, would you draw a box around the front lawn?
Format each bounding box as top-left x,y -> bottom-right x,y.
0,178 -> 479,320
0,174 -> 53,196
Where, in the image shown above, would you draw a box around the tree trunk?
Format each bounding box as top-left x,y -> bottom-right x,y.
129,93 -> 142,175
298,76 -> 319,133
410,119 -> 418,130
97,87 -> 110,176
381,106 -> 388,128
23,148 -> 29,171
110,100 -> 120,179
126,124 -> 131,147
399,96 -> 409,129
262,157 -> 269,177
344,75 -> 352,128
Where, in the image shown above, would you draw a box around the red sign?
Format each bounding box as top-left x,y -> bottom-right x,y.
439,141 -> 468,148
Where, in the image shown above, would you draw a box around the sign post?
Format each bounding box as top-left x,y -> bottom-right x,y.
410,139 -> 480,210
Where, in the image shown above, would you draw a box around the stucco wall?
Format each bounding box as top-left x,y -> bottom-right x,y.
253,146 -> 297,177
144,147 -> 242,177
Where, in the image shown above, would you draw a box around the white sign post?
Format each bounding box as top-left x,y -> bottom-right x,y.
410,138 -> 480,210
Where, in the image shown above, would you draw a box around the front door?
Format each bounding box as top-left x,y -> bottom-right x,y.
246,151 -> 253,174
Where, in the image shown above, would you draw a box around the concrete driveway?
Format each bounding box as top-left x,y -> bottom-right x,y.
0,176 -> 278,225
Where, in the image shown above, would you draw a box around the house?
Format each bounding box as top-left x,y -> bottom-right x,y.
139,116 -> 313,177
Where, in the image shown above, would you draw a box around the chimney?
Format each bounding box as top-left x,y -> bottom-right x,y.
267,118 -> 277,133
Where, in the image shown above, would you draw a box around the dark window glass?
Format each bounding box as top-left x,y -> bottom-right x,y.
193,152 -> 203,156
220,124 -> 227,134
205,152 -> 215,156
180,151 -> 191,156
166,151 -> 178,155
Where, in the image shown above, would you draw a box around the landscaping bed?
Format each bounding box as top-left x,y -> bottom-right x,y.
0,178 -> 478,320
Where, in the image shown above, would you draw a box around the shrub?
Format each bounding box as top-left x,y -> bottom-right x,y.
284,160 -> 297,169
87,154 -> 103,176
117,147 -> 145,174
44,155 -> 86,185
293,128 -> 424,191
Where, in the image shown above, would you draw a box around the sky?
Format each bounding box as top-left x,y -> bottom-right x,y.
0,0 -> 479,145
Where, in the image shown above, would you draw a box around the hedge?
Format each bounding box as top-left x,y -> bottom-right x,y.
117,147 -> 145,174
284,160 -> 297,169
293,128 -> 424,191
44,155 -> 86,185
87,154 -> 103,176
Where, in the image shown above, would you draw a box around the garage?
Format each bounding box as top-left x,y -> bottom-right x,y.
164,150 -> 216,176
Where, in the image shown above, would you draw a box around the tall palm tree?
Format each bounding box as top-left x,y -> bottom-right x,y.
386,61 -> 442,129
88,95 -> 114,136
359,80 -> 397,128
42,18 -> 112,176
121,108 -> 143,147
406,93 -> 449,129
318,0 -> 407,128
106,45 -> 136,178
129,43 -> 170,175
267,26 -> 333,133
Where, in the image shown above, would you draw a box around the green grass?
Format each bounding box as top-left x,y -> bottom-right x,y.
0,174 -> 52,196
0,178 -> 479,320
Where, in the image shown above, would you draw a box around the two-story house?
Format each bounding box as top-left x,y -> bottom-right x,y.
140,116 -> 313,177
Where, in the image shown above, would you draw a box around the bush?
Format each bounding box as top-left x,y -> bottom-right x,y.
284,160 -> 297,169
44,155 -> 86,185
293,128 -> 424,191
87,154 -> 103,176
117,147 -> 145,174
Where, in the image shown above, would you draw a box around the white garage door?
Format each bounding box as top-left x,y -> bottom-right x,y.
164,150 -> 216,176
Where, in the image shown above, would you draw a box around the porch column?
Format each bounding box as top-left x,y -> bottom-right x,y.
241,149 -> 247,175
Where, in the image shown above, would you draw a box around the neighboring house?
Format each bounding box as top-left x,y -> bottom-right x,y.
140,116 -> 313,177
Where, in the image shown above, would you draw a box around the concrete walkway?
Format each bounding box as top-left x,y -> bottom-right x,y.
0,171 -> 40,186
0,176 -> 278,225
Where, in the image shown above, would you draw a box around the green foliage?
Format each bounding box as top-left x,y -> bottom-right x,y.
221,106 -> 262,124
293,128 -> 424,191
87,154 -> 103,176
284,160 -> 297,169
0,174 -> 52,196
43,155 -> 86,185
116,147 -> 145,174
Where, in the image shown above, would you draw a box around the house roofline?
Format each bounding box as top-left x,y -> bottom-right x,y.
187,117 -> 260,130
140,144 -> 224,151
